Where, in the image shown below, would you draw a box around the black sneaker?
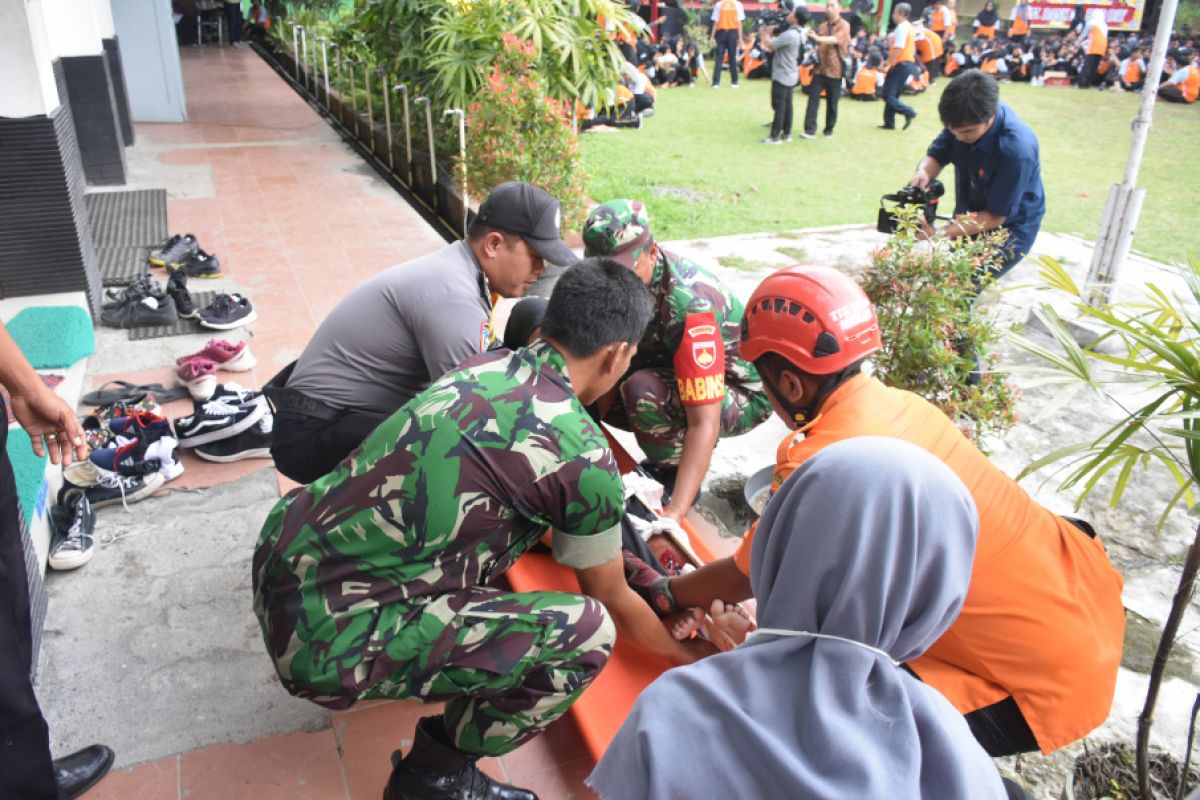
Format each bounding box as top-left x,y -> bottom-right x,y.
171,247 -> 222,279
175,394 -> 267,448
211,382 -> 258,405
166,272 -> 198,319
100,294 -> 178,329
194,412 -> 273,462
48,495 -> 96,571
102,274 -> 158,310
61,471 -> 166,510
198,293 -> 256,330
148,233 -> 198,268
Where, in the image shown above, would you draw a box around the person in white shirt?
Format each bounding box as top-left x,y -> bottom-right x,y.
881,2 -> 919,130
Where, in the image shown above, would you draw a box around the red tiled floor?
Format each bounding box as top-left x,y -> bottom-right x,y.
87,365 -> 270,492
179,728 -> 348,800
90,755 -> 180,800
84,42 -> 598,800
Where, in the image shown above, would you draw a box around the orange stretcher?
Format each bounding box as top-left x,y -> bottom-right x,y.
505,428 -> 719,760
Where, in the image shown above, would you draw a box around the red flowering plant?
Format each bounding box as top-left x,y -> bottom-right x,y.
858,204 -> 1019,444
463,33 -> 588,229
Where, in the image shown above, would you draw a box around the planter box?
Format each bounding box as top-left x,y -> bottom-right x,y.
410,151 -> 438,211
372,124 -> 390,161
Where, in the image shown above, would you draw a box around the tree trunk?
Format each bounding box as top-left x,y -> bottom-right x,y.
1139,522 -> 1200,800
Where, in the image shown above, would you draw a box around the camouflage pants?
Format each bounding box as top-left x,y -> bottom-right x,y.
614,368 -> 772,465
263,585 -> 614,757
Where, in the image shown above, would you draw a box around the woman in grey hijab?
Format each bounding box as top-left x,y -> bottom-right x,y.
588,436 -> 1009,800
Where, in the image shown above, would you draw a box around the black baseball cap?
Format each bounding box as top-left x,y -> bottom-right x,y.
475,182 -> 577,267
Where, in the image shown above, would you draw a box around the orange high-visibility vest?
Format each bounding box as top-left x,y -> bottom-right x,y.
930,6 -> 948,32
799,63 -> 814,86
852,67 -> 879,94
714,0 -> 740,31
975,23 -> 996,39
892,22 -> 916,64
1184,65 -> 1200,102
981,56 -> 1000,74
1011,15 -> 1029,36
1123,59 -> 1144,84
916,36 -> 935,63
945,53 -> 963,74
1087,25 -> 1107,56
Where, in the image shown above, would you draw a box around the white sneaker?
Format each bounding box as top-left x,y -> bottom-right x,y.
144,436 -> 185,481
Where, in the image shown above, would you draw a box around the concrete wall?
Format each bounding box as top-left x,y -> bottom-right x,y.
41,0 -> 104,57
0,0 -> 61,117
110,0 -> 187,122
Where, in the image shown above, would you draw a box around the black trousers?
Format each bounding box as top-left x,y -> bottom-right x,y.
803,74 -> 842,135
770,80 -> 795,138
224,2 -> 243,43
964,696 -> 1040,757
270,404 -> 389,485
0,405 -> 60,800
712,29 -> 740,85
1159,85 -> 1188,102
882,62 -> 917,127
1080,53 -> 1101,86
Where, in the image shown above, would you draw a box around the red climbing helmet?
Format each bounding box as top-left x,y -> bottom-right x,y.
740,265 -> 882,375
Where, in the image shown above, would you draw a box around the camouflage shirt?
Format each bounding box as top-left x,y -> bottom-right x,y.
633,248 -> 762,393
253,341 -> 625,613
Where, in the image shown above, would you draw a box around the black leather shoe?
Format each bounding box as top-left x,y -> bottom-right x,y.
54,744 -> 115,799
877,124 -> 896,130
383,717 -> 537,800
903,112 -> 917,130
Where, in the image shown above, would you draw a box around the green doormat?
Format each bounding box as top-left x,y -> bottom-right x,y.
6,306 -> 95,369
5,427 -> 48,528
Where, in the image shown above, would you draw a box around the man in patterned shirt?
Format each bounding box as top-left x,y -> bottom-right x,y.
582,200 -> 772,522
252,260 -> 713,800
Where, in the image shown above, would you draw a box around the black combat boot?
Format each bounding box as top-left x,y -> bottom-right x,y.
383,716 -> 539,800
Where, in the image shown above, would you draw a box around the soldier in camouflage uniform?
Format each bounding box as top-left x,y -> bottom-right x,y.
252,260 -> 709,800
582,200 -> 772,522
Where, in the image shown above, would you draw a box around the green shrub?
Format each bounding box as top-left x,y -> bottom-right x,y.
858,206 -> 1019,444
464,33 -> 588,229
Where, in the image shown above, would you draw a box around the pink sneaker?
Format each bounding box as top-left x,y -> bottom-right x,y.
177,357 -> 218,400
175,339 -> 256,372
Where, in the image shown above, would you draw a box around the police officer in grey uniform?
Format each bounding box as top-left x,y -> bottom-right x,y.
267,182 -> 576,483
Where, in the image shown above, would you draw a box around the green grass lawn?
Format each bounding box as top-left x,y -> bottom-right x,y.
580,79 -> 1199,265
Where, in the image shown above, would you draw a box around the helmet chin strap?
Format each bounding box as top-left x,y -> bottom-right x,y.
758,362 -> 863,429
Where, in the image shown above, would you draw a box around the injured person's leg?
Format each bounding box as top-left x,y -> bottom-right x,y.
699,599 -> 754,651
624,550 -> 755,651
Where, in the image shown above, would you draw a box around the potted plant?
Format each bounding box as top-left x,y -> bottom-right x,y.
858,206 -> 1019,445
1011,254 -> 1200,800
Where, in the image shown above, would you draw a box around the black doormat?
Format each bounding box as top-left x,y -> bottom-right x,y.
98,246 -> 150,286
126,292 -> 217,340
85,188 -> 169,248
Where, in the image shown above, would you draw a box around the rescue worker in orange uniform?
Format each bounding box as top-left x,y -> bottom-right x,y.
710,0 -> 746,88
1080,8 -> 1108,87
653,266 -> 1126,758
1159,48 -> 1200,102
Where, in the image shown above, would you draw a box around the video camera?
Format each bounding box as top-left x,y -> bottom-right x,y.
877,180 -> 946,234
757,0 -> 810,35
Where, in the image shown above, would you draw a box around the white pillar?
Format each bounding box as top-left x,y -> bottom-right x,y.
0,0 -> 62,117
92,0 -> 115,38
41,0 -> 105,57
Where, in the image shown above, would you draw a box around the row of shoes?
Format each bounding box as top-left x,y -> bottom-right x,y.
60,385 -> 274,526
101,273 -> 256,330
173,384 -> 273,462
175,339 -> 257,400
148,233 -> 222,279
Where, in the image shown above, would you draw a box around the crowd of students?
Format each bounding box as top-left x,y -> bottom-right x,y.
581,0 -> 1200,130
